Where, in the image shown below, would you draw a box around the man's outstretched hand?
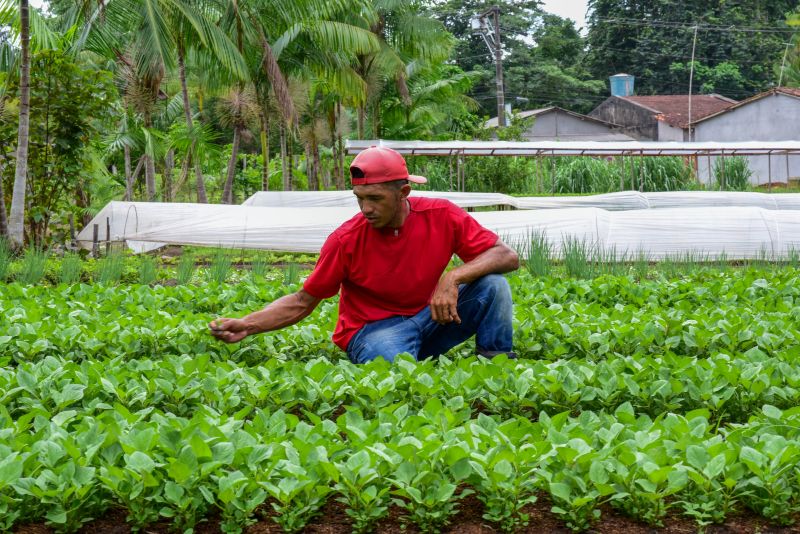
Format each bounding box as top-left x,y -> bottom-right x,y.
209,318 -> 249,343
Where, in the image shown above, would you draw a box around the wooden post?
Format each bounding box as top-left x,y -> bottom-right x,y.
768,153 -> 772,190
786,153 -> 790,189
448,153 -> 453,192
92,224 -> 99,257
105,217 -> 111,255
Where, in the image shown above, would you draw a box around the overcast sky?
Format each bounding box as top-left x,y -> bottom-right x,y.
28,0 -> 592,34
540,0 -> 590,33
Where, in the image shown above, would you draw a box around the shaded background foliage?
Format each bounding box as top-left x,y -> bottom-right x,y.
0,0 -> 797,245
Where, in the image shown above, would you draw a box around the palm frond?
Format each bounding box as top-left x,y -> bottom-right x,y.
29,7 -> 61,51
272,23 -> 303,59
309,21 -> 379,56
171,0 -> 249,81
136,0 -> 176,75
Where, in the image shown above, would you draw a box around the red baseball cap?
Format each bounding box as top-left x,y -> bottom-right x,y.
350,146 -> 427,185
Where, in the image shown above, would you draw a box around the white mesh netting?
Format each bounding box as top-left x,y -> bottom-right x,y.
78,200 -> 800,259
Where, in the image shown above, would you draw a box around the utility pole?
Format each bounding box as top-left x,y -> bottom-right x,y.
471,6 -> 506,127
779,40 -> 793,87
687,25 -> 698,140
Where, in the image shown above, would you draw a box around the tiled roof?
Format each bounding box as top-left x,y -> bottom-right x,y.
621,95 -> 737,129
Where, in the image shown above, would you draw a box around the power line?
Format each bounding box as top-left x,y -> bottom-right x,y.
596,44 -> 796,66
593,17 -> 797,34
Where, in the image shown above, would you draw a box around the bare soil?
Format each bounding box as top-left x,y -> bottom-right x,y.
14,492 -> 800,534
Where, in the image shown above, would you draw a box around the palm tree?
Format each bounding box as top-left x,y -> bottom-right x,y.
351,0 -> 453,139
75,0 -> 246,202
217,86 -> 257,203
230,0 -> 378,190
6,0 -> 30,248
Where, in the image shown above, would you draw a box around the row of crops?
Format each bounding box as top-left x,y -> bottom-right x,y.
3,268 -> 800,532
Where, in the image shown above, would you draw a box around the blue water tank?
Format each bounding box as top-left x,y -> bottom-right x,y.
609,73 -> 635,97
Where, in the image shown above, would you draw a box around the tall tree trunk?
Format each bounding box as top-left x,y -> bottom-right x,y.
335,102 -> 346,190
75,178 -> 90,227
305,145 -> 315,191
287,130 -> 294,191
279,121 -> 289,190
373,101 -> 381,138
313,142 -> 322,190
128,156 -> 144,201
260,109 -> 269,191
0,161 -> 8,237
124,144 -> 133,201
8,0 -> 30,248
178,42 -> 207,203
143,111 -> 156,201
222,125 -> 241,204
357,106 -> 365,139
163,149 -> 174,202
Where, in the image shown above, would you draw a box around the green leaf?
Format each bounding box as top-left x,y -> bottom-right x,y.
686,445 -> 709,470
126,451 -> 156,472
165,481 -> 185,503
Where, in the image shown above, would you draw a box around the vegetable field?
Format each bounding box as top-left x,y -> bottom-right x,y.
3,268 -> 800,533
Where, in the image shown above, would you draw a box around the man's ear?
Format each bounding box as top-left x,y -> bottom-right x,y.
400,183 -> 412,199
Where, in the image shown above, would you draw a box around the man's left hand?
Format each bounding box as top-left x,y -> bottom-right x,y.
431,275 -> 460,325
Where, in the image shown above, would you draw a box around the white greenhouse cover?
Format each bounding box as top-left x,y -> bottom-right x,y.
243,190 -> 800,211
78,201 -> 800,259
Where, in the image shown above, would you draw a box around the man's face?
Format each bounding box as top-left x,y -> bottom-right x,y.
353,183 -> 406,228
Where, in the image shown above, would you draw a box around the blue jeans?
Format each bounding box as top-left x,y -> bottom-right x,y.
346,274 -> 514,364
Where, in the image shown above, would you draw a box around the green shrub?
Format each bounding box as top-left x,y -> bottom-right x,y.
138,255 -> 158,285
521,230 -> 551,277
97,250 -> 126,284
16,247 -> 49,285
713,156 -> 752,191
59,253 -> 83,285
206,248 -> 232,284
176,251 -> 195,284
0,237 -> 11,282
251,253 -> 269,279
562,236 -> 592,278
283,262 -> 300,286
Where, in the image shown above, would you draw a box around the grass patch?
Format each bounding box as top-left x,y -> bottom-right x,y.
206,248 -> 232,284
139,255 -> 158,285
176,251 -> 195,285
97,250 -> 126,285
0,237 -> 11,282
59,253 -> 83,285
16,247 -> 49,285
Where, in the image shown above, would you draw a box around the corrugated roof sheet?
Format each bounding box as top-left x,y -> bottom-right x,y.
347,139 -> 800,157
777,87 -> 800,98
690,87 -> 800,124
621,95 -> 736,129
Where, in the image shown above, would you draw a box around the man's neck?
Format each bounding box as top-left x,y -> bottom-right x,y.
388,198 -> 411,228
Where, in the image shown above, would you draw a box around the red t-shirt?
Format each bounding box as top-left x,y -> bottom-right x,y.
303,197 -> 499,350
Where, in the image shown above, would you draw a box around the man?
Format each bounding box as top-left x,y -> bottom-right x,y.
209,146 -> 519,363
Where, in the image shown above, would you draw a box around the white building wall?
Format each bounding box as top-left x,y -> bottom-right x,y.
693,94 -> 800,185
524,112 -> 621,139
657,122 -> 685,141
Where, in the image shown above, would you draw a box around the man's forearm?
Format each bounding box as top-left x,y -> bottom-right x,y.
446,242 -> 519,286
242,290 -> 320,335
